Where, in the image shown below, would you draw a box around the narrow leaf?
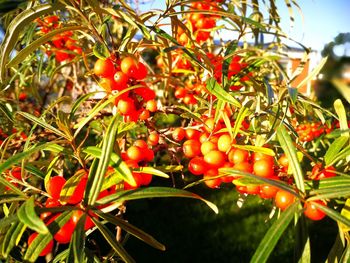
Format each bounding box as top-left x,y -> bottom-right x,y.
96,187 -> 219,214
206,78 -> 241,108
95,211 -> 165,251
313,202 -> 350,229
18,196 -> 48,234
276,126 -> 305,194
2,221 -> 26,257
68,213 -> 86,263
92,218 -> 136,263
251,201 -> 299,263
324,136 -> 348,166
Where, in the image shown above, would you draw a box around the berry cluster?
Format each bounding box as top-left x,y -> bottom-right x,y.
36,16 -> 82,62
174,82 -> 207,105
177,1 -> 222,44
295,122 -> 333,142
94,56 -> 157,122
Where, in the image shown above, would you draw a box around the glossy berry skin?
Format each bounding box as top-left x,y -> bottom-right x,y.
304,200 -> 327,221
71,210 -> 95,230
94,58 -> 114,78
113,71 -> 129,91
275,190 -> 295,211
188,157 -> 207,175
204,150 -> 226,168
182,139 -> 201,158
28,233 -> 54,256
126,146 -> 144,163
259,185 -> 278,199
47,214 -> 75,244
228,149 -> 249,164
172,127 -> 186,142
47,176 -> 66,200
253,159 -> 274,178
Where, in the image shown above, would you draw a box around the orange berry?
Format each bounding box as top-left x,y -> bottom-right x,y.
217,134 -> 233,152
126,146 -> 144,163
201,141 -> 217,155
94,58 -> 114,78
146,99 -> 157,112
204,150 -> 226,168
182,139 -> 201,158
172,127 -> 186,142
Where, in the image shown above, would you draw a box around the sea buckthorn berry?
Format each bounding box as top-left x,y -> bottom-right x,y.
217,134 -> 233,152
146,99 -> 157,112
148,132 -> 160,146
201,141 -> 218,155
182,139 -> 201,158
172,127 -> 186,142
246,185 -> 261,195
120,56 -> 138,77
94,58 -> 114,78
253,159 -> 275,178
185,129 -> 200,140
134,139 -> 148,149
139,109 -> 150,120
275,190 -> 295,211
231,161 -> 253,179
188,157 -> 207,175
174,87 -> 187,99
228,148 -> 249,164
134,86 -> 156,101
252,152 -> 274,164
47,176 -> 66,200
117,98 -> 136,115
113,71 -> 129,91
204,150 -> 226,168
259,184 -> 278,199
126,146 -> 144,163
304,200 -> 327,221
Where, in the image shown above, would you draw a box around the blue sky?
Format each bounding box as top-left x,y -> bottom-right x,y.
139,0 -> 350,52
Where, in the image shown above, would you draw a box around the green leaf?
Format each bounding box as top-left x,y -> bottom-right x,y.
86,115 -> 119,205
313,202 -> 350,229
0,214 -> 17,230
206,78 -> 241,108
18,196 -> 48,234
95,210 -> 165,251
251,201 -> 300,263
1,220 -> 26,257
307,176 -> 350,190
288,87 -> 298,104
231,106 -> 250,138
308,186 -> 350,201
334,99 -> 349,136
69,91 -> 103,121
7,25 -> 85,68
93,42 -> 110,59
17,111 -> 70,140
296,56 -> 327,90
0,194 -> 25,204
324,136 -> 348,166
24,211 -> 72,262
83,146 -> 136,187
231,144 -> 275,156
92,218 -> 136,263
0,2 -> 64,82
96,187 -> 219,214
68,213 -> 86,263
340,198 -> 350,232
133,167 -> 169,178
0,142 -> 63,196
276,126 -> 305,194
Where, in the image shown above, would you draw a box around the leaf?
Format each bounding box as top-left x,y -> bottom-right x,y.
83,146 -> 136,187
95,210 -> 165,251
68,213 -> 86,263
250,201 -> 300,263
1,221 -> 26,257
313,202 -> 350,229
86,115 -> 119,205
288,87 -> 298,104
93,42 -> 110,59
0,142 -> 63,196
334,99 -> 349,136
0,194 -> 26,204
133,167 -> 169,178
206,78 -> 241,108
92,218 -> 136,263
324,136 -> 348,166
231,144 -> 275,156
7,25 -> 85,68
296,56 -> 327,90
0,214 -> 17,229
340,198 -> 350,232
24,211 -> 72,262
96,187 -> 218,214
276,126 -> 305,194
231,106 -> 250,138
18,196 -> 48,234
17,111 -> 70,140
222,41 -> 238,87
0,2 -> 64,82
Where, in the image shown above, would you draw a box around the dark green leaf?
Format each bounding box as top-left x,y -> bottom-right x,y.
24,211 -> 72,262
92,218 -> 136,263
324,136 -> 348,166
18,196 -> 48,234
95,210 -> 165,251
86,115 -> 119,205
251,201 -> 300,263
313,203 -> 350,229
1,220 -> 26,257
68,213 -> 86,263
93,42 -> 110,59
96,187 -> 218,214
